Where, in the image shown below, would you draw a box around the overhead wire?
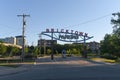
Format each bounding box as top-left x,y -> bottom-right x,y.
62,13 -> 112,28
0,13 -> 112,37
0,23 -> 21,37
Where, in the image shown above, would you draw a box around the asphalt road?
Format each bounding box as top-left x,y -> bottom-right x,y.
0,57 -> 120,80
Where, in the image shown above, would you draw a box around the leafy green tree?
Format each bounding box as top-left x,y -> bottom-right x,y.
111,12 -> 120,37
111,34 -> 120,56
24,47 -> 29,54
28,46 -> 34,54
7,46 -> 12,55
111,12 -> 120,57
0,43 -> 7,56
54,44 -> 63,54
33,47 -> 39,56
100,34 -> 120,59
9,46 -> 20,57
47,49 -> 51,55
100,12 -> 120,58
66,49 -> 71,54
55,50 -> 59,55
100,34 -> 112,54
0,41 -> 3,43
66,49 -> 72,56
72,48 -> 78,54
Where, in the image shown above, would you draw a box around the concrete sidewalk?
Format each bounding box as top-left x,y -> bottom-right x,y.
36,56 -> 110,66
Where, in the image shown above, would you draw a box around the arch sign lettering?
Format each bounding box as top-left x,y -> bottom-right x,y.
40,28 -> 93,60
41,28 -> 93,42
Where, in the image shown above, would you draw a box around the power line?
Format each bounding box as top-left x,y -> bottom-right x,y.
0,23 -> 22,37
63,13 -> 112,28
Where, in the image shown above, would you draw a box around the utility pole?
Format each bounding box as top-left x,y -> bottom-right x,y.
39,34 -> 42,56
51,32 -> 54,60
44,40 -> 46,56
83,36 -> 87,58
17,14 -> 30,61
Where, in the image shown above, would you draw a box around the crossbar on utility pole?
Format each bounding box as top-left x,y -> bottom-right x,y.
17,14 -> 30,61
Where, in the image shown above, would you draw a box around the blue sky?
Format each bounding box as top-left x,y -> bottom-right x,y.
0,0 -> 120,45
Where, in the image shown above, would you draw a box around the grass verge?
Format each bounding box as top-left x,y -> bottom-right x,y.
91,58 -> 116,63
0,63 -> 20,68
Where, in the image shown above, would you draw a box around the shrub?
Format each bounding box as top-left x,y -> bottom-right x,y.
100,54 -> 118,60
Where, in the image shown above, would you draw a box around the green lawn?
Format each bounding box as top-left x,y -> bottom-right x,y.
0,63 -> 20,68
91,58 -> 116,63
0,59 -> 35,63
0,58 -> 35,68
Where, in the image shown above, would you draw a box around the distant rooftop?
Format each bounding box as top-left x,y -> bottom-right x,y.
16,35 -> 25,38
16,35 -> 22,38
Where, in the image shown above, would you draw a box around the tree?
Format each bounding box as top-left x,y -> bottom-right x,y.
28,46 -> 34,54
100,34 -> 120,59
9,46 -> 20,57
24,47 -> 29,54
100,12 -> 120,58
47,49 -> 51,55
7,46 -> 12,56
33,47 -> 39,56
100,34 -> 113,54
111,12 -> 120,57
0,43 -> 7,56
72,48 -> 78,54
54,44 -> 63,54
111,12 -> 120,39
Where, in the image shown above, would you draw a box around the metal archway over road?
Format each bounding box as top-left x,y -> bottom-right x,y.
40,28 -> 93,60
